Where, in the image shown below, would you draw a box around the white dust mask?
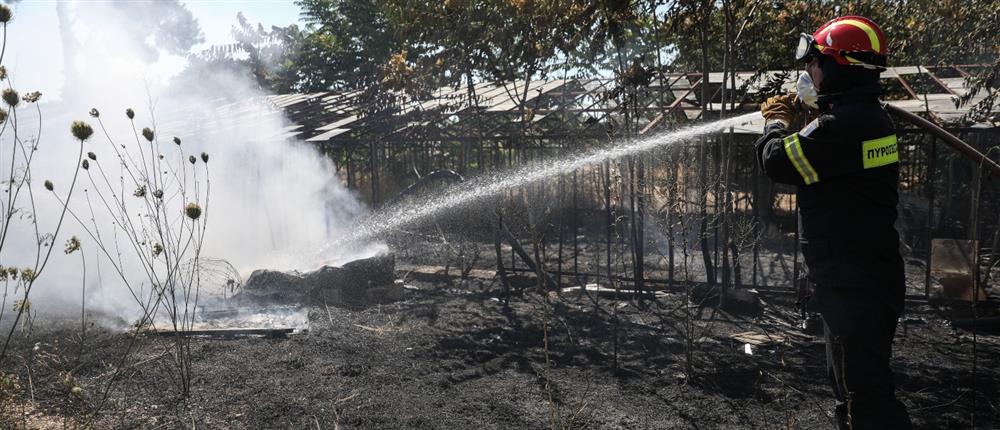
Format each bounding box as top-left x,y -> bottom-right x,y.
796,72 -> 819,109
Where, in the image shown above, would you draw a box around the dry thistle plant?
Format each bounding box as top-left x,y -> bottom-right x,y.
71,120 -> 94,141
53,104 -> 213,398
0,5 -> 84,372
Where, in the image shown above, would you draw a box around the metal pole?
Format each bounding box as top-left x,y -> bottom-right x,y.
924,136 -> 937,298
885,103 -> 1000,178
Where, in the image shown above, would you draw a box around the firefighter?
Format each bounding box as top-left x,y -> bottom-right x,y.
755,16 -> 913,429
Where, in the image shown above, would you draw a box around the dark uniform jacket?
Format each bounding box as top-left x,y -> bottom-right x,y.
754,84 -> 904,289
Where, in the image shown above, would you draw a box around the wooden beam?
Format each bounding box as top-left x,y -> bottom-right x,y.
921,66 -> 960,96
895,74 -> 919,100
639,77 -> 702,135
499,221 -> 559,289
149,328 -> 296,338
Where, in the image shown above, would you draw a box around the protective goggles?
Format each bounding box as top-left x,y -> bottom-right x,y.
795,33 -> 820,62
794,32 -> 887,68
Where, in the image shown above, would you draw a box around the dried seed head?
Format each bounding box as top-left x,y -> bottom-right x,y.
12,299 -> 30,313
152,189 -> 163,199
184,202 -> 202,220
188,155 -> 196,164
70,120 -> 94,141
173,136 -> 181,145
201,152 -> 209,163
44,180 -> 53,191
152,243 -> 163,257
0,5 -> 11,23
81,159 -> 89,170
141,127 -> 154,142
22,91 -> 41,103
125,108 -> 134,119
0,109 -> 7,124
133,185 -> 146,198
64,236 -> 81,254
0,66 -> 6,80
2,88 -> 18,107
87,152 -> 96,161
19,269 -> 36,283
89,108 -> 99,118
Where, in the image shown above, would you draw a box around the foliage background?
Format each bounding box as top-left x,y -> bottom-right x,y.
184,0 -> 997,111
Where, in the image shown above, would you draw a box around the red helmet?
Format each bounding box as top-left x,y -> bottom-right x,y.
795,16 -> 888,69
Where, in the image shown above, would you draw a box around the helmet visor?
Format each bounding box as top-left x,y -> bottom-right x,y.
795,33 -> 816,62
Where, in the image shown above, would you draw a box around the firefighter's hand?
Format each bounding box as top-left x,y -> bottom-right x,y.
791,94 -> 821,124
760,95 -> 797,127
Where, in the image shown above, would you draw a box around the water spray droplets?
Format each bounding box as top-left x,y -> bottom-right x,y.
336,112 -> 761,246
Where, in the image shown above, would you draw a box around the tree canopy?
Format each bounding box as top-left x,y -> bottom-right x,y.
190,0 -> 998,119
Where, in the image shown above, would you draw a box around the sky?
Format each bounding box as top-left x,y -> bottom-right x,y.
3,0 -> 303,101
184,0 -> 302,48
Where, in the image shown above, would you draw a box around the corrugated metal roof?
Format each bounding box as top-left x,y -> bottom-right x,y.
253,66 -> 996,143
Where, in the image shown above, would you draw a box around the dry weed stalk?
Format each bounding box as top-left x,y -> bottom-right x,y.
52,104 -> 212,400
527,208 -> 593,430
0,4 -> 82,378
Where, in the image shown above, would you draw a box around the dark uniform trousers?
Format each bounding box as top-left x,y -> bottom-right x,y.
755,85 -> 913,429
814,285 -> 911,429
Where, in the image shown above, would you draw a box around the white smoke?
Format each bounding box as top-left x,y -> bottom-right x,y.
0,1 -> 381,323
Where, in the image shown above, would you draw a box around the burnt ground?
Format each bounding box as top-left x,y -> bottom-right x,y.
0,270 -> 998,428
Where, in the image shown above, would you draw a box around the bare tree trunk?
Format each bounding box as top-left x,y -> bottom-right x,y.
369,139 -> 380,207
495,213 -> 510,304
604,161 -> 614,285
698,0 -> 716,286
56,3 -> 80,99
720,0 -> 734,296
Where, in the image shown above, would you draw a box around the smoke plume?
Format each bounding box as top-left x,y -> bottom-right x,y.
0,1 -> 378,323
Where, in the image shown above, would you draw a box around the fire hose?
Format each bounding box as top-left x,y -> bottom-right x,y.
883,103 -> 1000,178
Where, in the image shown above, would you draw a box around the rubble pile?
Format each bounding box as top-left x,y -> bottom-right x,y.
238,254 -> 402,308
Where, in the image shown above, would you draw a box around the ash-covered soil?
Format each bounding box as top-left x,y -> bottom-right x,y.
1,276 -> 997,429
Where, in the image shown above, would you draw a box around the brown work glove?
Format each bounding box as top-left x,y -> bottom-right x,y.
760,95 -> 797,128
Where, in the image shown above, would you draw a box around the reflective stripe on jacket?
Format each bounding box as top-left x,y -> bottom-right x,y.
755,92 -> 904,289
